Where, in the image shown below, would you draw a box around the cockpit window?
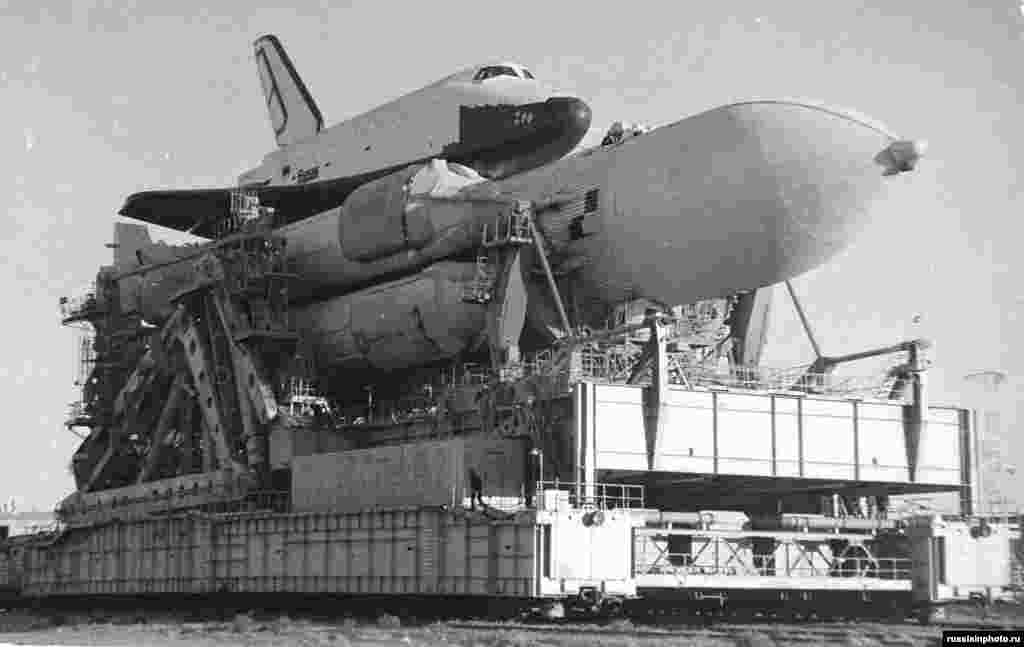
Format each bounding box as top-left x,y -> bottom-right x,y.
522,69 -> 535,79
473,65 -> 521,81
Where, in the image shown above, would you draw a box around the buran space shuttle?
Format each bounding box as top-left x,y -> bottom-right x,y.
121,35 -> 593,233
119,35 -> 924,370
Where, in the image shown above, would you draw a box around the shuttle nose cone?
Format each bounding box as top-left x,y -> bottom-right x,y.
545,97 -> 592,141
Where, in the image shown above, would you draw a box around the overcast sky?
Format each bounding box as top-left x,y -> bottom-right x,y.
1,0 -> 1021,509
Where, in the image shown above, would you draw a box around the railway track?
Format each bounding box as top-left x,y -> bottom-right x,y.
5,599 -> 1018,633
446,618 -> 1023,645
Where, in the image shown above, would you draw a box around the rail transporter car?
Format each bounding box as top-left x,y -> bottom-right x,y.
0,191 -> 1015,623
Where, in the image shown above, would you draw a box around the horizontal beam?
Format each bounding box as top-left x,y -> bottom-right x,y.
635,575 -> 910,591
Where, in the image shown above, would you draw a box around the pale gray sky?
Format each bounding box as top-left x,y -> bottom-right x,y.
1,0 -> 1021,509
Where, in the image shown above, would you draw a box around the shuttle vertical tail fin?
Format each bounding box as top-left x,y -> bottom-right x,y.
254,34 -> 324,148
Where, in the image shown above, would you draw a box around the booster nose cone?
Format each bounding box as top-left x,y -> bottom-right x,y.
874,139 -> 927,176
570,101 -> 907,310
545,97 -> 592,141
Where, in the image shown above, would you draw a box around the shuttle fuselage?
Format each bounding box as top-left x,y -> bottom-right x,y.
240,36 -> 591,187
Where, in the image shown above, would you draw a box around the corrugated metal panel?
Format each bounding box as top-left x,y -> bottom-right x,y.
0,550 -> 10,590
494,523 -> 534,596
18,518 -> 210,597
536,187 -> 596,251
466,523 -> 492,596
22,507 -> 544,599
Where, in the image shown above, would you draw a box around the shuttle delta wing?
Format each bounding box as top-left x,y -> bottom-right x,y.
119,168 -> 396,237
254,34 -> 324,147
118,187 -> 235,234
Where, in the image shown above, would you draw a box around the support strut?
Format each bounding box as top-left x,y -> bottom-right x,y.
529,215 -> 573,334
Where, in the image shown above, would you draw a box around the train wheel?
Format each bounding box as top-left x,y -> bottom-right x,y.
601,598 -> 623,618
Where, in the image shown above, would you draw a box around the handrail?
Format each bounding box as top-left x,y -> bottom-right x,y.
565,352 -> 907,401
56,484 -> 292,525
535,480 -> 645,510
635,553 -> 912,580
59,288 -> 101,323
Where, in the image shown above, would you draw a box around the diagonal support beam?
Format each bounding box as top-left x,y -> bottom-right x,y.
83,362 -> 165,493
643,536 -> 672,573
529,214 -> 572,334
175,312 -> 245,474
210,296 -> 278,472
721,539 -> 756,575
642,310 -> 669,470
136,375 -> 187,484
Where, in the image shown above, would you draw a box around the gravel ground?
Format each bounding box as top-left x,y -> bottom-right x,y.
0,613 -> 947,647
0,605 -> 1019,647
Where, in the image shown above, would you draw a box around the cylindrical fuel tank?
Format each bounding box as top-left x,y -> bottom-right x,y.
476,100 -> 903,326
279,161 -> 502,294
295,261 -> 486,371
339,165 -> 436,262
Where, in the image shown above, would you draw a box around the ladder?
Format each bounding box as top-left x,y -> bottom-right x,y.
217,189 -> 269,237
463,202 -> 533,304
462,254 -> 495,304
482,202 -> 533,248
